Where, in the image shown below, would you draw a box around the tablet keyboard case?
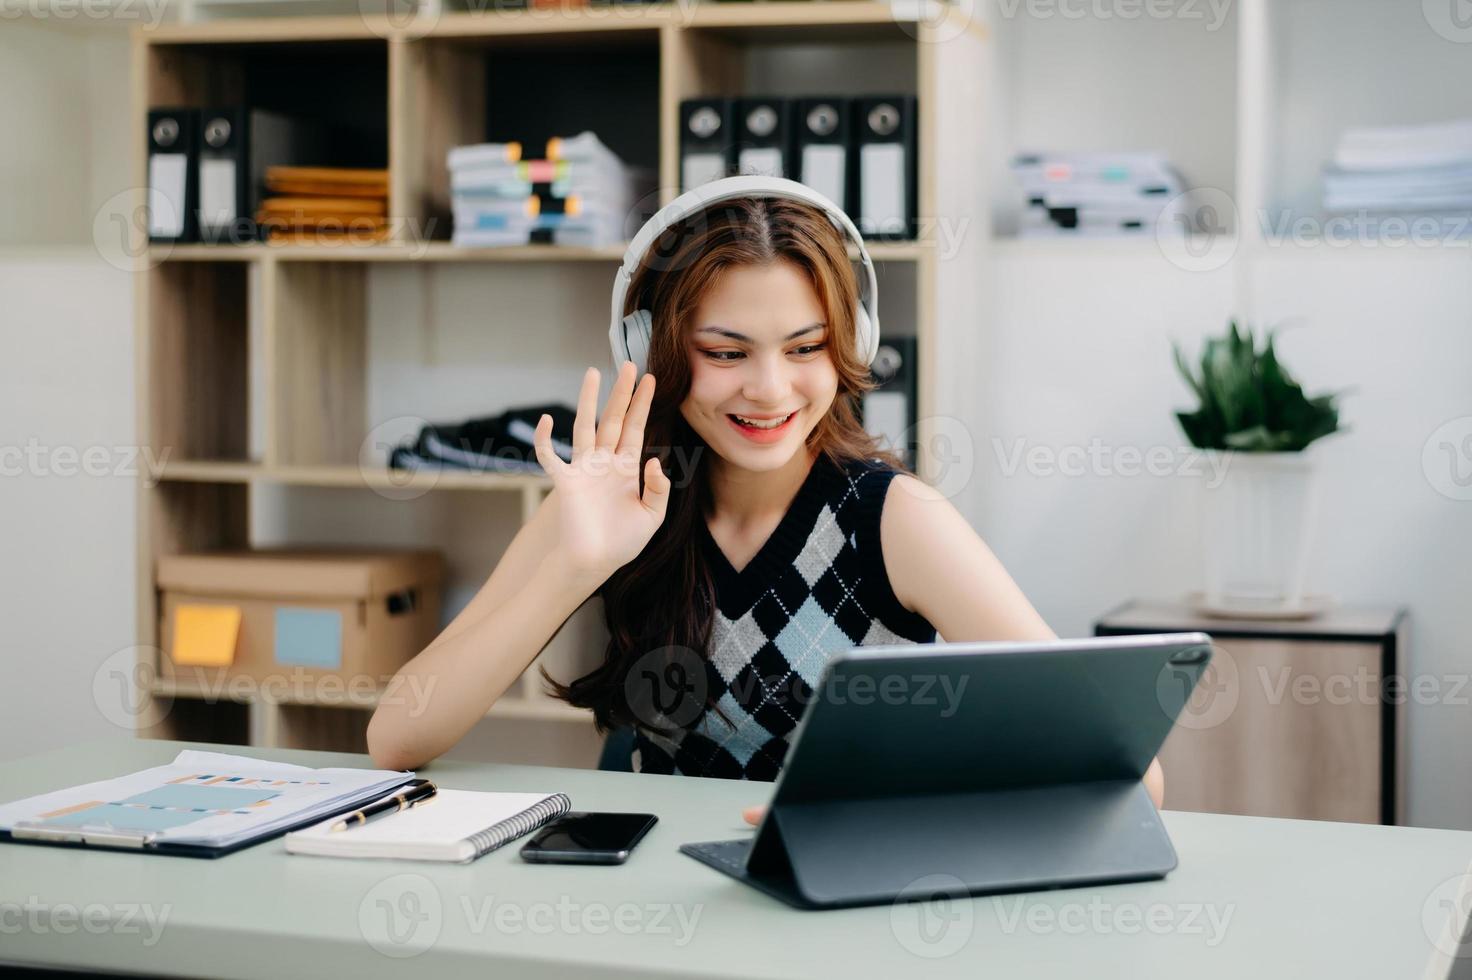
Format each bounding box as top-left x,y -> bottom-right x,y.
681,780 -> 1176,910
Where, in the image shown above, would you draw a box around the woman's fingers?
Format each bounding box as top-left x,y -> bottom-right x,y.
741,804 -> 766,827
532,413 -> 566,476
596,360 -> 637,451
641,456 -> 670,519
571,367 -> 599,458
617,373 -> 655,457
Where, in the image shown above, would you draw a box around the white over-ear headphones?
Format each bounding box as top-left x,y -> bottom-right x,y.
609,175 -> 882,375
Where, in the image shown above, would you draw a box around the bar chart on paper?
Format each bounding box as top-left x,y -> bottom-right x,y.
0,750 -> 409,850
30,771 -> 333,834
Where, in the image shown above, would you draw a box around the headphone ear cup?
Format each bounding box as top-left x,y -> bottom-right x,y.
853,301 -> 877,366
620,309 -> 654,375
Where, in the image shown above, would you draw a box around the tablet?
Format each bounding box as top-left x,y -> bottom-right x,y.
680,632 -> 1213,909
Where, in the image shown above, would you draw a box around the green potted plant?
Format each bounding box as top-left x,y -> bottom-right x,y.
1172,321 -> 1348,618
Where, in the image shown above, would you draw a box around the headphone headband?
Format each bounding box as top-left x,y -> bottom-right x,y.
609,175 -> 882,372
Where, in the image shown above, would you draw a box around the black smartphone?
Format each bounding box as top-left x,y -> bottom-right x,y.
519,812 -> 658,865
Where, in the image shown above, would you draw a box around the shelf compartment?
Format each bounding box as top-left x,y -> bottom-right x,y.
147,262 -> 253,465
269,262 -> 369,467
986,4 -> 1238,239
146,39 -> 389,162
393,32 -> 661,245
142,695 -> 252,746
145,39 -> 389,251
664,24 -> 920,230
1257,0 -> 1472,234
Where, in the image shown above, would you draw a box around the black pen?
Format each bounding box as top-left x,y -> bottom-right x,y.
329,779 -> 437,832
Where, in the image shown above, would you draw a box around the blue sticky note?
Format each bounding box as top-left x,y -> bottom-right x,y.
274,607 -> 343,669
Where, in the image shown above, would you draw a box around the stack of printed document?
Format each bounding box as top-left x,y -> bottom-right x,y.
0,750 -> 411,857
449,132 -> 653,248
1322,117 -> 1472,238
1011,151 -> 1186,237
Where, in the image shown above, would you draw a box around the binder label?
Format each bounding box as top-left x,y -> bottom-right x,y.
860,143 -> 908,236
801,145 -> 847,207
146,154 -> 188,238
199,159 -> 238,232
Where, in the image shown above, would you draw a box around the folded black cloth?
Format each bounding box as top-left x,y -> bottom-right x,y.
388,404 -> 576,475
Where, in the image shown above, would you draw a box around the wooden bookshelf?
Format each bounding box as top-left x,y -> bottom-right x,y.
129,1 -> 989,761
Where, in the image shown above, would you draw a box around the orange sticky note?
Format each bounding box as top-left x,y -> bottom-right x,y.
172,605 -> 241,667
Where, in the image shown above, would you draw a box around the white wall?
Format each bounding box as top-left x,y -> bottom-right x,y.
0,20 -> 138,761
0,256 -> 138,760
981,241 -> 1472,830
0,24 -> 133,248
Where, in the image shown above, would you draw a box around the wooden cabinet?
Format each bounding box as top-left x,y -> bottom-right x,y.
1096,600 -> 1407,825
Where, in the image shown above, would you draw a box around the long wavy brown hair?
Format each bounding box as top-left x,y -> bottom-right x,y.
543,196 -> 908,733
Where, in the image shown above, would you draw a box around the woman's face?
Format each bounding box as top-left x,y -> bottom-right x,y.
679,259 -> 839,473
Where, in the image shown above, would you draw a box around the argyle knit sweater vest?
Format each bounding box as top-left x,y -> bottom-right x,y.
634,453 -> 938,780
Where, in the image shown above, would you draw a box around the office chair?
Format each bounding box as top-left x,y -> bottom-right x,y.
597,726 -> 636,772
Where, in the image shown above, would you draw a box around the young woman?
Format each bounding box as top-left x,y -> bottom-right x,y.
367,183 -> 1165,815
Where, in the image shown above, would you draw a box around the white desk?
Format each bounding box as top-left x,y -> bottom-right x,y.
2,739 -> 1470,978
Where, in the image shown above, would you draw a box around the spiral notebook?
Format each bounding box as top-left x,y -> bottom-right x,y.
284,789 -> 570,863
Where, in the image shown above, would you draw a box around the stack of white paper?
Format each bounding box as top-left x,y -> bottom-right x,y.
1322,118 -> 1472,233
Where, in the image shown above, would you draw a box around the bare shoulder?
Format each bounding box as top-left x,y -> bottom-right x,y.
877,472 -> 963,613
881,472 -> 957,537
878,471 -> 1057,642
887,472 -> 946,506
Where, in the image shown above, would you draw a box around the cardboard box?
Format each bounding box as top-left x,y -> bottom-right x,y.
157,549 -> 444,698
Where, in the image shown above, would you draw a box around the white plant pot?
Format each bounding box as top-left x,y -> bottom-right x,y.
1197,449 -> 1321,616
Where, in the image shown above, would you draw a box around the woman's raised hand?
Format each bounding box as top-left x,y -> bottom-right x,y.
533,361 -> 671,582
